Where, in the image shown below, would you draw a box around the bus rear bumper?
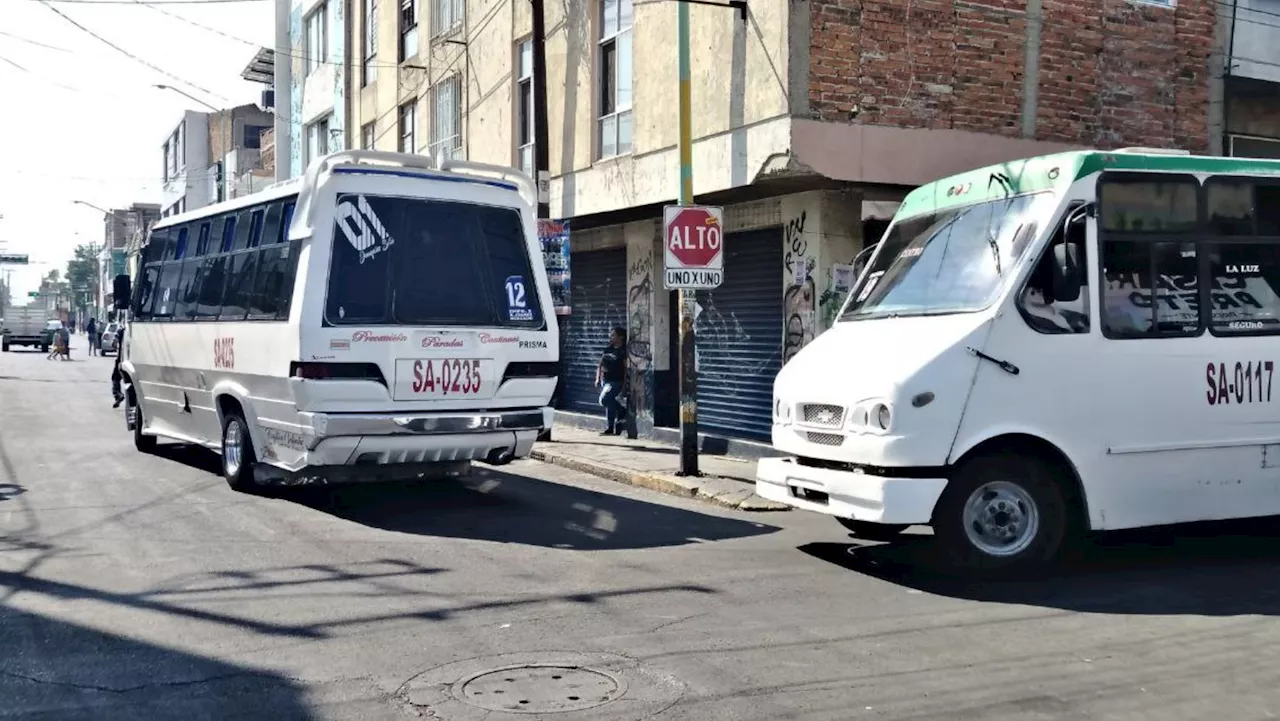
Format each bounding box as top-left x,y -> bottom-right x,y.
756,457 -> 947,525
276,407 -> 551,479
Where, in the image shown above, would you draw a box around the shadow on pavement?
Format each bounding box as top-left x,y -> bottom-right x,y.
0,607 -> 317,721
801,518 -> 1280,617
279,465 -> 779,551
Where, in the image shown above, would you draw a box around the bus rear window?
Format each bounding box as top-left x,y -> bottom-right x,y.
324,194 -> 542,328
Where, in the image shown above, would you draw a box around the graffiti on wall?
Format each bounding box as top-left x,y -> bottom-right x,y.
782,209 -> 816,364
627,247 -> 654,433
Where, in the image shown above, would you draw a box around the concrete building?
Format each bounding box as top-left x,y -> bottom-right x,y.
99,203 -> 161,316
1223,0 -> 1280,157
275,0 -> 347,180
160,110 -> 211,218
321,0 -> 1232,443
160,104 -> 275,218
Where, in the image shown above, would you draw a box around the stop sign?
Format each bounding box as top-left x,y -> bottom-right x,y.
663,205 -> 725,290
664,206 -> 724,268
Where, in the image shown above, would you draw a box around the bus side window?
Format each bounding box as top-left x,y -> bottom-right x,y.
1018,204 -> 1089,335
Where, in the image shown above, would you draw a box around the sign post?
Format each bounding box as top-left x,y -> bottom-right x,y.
665,204 -> 723,476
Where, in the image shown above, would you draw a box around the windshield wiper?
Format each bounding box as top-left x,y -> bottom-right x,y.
969,347 -> 1019,375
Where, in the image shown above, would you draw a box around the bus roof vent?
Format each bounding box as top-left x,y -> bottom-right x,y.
1110,147 -> 1191,156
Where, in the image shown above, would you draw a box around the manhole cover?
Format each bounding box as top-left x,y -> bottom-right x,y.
457,664 -> 623,713
400,651 -> 683,721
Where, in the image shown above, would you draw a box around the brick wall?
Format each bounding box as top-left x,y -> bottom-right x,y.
807,0 -> 1215,151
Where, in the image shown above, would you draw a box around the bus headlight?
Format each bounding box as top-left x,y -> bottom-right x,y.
851,400 -> 893,433
872,403 -> 892,431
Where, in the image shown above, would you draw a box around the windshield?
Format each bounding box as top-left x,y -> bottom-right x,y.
841,192 -> 1056,321
324,194 -> 543,328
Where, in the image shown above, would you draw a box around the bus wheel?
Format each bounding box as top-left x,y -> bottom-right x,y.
221,412 -> 259,492
932,453 -> 1069,575
128,392 -> 157,454
835,518 -> 909,542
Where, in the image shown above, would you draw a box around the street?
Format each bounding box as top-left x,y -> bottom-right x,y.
3,342 -> 1280,721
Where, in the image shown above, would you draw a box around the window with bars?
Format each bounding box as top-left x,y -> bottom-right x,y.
304,2 -> 329,76
597,0 -> 632,158
429,75 -> 462,160
431,0 -> 464,37
515,38 -> 534,175
398,100 -> 417,153
363,0 -> 378,86
399,0 -> 418,61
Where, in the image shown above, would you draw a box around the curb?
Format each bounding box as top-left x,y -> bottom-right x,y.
529,447 -> 790,512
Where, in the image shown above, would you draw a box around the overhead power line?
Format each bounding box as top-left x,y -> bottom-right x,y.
36,0 -> 229,102
0,30 -> 71,52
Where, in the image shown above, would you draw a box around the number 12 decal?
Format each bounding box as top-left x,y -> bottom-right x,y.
505,275 -> 534,321
1206,360 -> 1273,405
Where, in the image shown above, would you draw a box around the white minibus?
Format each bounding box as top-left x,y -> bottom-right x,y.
116,151 -> 558,491
759,148 -> 1280,573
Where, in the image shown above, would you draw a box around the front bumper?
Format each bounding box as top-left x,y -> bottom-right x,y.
272,407 -> 552,472
756,457 -> 948,525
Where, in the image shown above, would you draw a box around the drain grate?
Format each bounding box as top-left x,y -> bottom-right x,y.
457,664 -> 622,714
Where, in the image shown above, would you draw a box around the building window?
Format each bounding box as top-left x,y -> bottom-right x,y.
399,0 -> 418,62
304,3 -> 329,76
516,38 -> 534,176
242,125 -> 271,150
361,121 -> 376,150
363,0 -> 378,86
597,0 -> 632,158
399,100 -> 417,153
429,75 -> 462,160
305,115 -> 332,164
431,0 -> 463,37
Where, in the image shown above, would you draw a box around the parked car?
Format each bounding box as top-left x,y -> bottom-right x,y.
100,322 -> 121,354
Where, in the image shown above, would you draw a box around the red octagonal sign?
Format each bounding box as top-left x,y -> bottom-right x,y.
663,204 -> 724,290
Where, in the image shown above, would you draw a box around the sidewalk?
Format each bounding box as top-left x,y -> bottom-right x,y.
529,425 -> 790,512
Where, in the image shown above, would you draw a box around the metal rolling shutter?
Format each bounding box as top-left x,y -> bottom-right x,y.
560,248 -> 628,415
695,229 -> 783,441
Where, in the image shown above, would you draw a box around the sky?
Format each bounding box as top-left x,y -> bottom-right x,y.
0,0 -> 273,300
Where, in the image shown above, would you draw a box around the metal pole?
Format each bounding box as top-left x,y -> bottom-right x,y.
530,0 -> 560,442
676,0 -> 698,476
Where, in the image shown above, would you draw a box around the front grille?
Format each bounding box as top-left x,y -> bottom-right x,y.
806,432 -> 845,446
800,403 -> 845,427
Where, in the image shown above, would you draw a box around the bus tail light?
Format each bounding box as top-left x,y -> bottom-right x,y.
289,362 -> 387,386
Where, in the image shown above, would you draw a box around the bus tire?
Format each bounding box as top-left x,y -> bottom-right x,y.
932,452 -> 1069,575
835,518 -> 910,541
129,392 -> 157,454
220,412 -> 259,492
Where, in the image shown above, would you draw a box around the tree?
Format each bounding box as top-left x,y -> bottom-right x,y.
65,243 -> 100,314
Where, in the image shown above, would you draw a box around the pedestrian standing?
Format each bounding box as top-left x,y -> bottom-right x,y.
594,326 -> 628,436
85,318 -> 98,357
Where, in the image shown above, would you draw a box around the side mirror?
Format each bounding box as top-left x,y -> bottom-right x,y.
1051,244 -> 1083,303
852,243 -> 878,279
113,274 -> 131,310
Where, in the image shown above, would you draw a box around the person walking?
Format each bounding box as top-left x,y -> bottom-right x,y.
85,317 -> 98,357
594,326 -> 628,436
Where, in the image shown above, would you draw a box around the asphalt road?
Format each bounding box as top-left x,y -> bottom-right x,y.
4,339 -> 1280,720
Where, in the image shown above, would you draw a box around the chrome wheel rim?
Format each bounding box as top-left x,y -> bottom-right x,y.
962,481 -> 1040,558
224,420 -> 243,476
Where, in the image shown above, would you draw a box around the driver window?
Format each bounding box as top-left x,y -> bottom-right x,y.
1018,203 -> 1090,334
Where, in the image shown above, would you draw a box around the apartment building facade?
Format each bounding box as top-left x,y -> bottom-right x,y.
160,105 -> 275,218
300,0 -> 1229,442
